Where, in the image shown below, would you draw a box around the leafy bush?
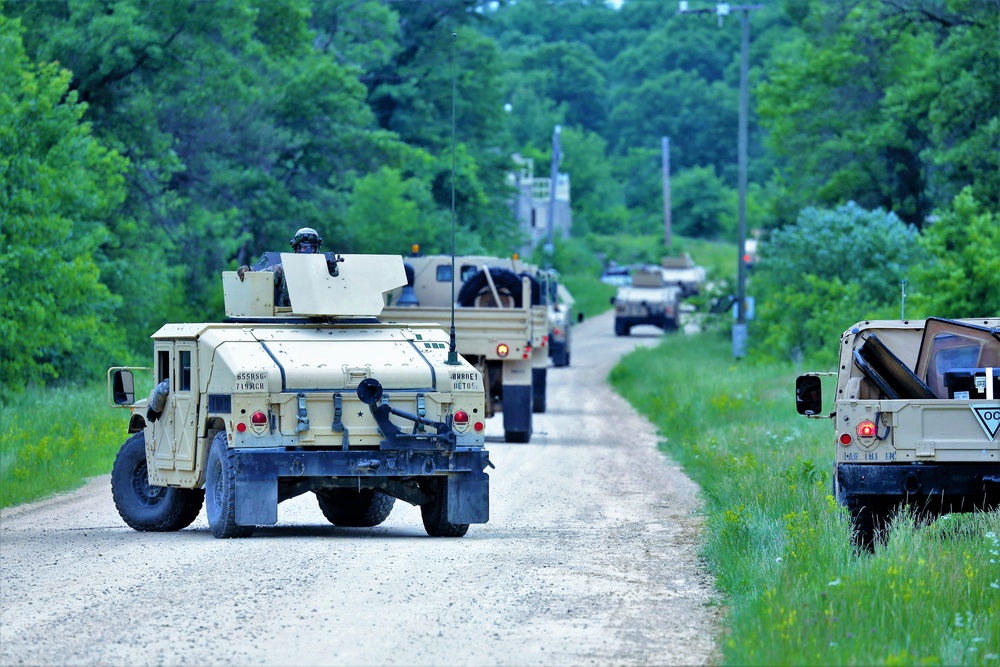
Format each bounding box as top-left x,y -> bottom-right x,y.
750,202 -> 923,365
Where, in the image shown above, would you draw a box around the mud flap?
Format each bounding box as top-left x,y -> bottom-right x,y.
447,472 -> 490,524
236,478 -> 278,526
502,384 -> 532,438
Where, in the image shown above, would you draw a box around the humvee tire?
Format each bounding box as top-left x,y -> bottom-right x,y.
111,432 -> 205,532
316,489 -> 395,527
205,432 -> 254,538
614,319 -> 629,337
419,479 -> 470,538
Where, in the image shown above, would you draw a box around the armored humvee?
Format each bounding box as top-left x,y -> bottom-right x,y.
536,269 -> 581,368
795,317 -> 1000,547
611,265 -> 684,336
107,253 -> 491,538
381,250 -> 548,442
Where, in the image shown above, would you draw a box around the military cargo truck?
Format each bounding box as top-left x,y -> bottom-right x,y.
381,251 -> 547,442
611,265 -> 684,336
107,253 -> 491,538
795,317 -> 1000,547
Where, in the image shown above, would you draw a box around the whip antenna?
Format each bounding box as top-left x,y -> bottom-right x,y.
446,31 -> 460,365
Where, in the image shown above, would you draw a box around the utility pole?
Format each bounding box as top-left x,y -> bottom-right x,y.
662,136 -> 672,249
678,1 -> 762,358
545,124 -> 561,268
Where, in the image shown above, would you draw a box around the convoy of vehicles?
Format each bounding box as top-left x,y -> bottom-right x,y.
795,317 -> 1000,547
107,253 -> 491,538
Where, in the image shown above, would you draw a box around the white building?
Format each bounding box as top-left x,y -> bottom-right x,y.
509,155 -> 572,257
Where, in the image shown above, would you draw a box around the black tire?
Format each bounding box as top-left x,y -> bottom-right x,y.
111,432 -> 204,532
420,479 -> 470,538
458,267 -> 535,308
205,432 -> 254,538
505,430 -> 531,443
533,369 -> 547,414
316,489 -> 395,527
614,319 -> 630,337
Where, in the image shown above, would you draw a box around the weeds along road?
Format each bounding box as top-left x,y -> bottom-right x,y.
0,310 -> 718,667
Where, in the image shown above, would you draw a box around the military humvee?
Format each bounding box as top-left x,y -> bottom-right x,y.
611,265 -> 684,336
381,250 -> 548,442
536,269 -> 581,368
795,317 -> 1000,547
107,253 -> 491,538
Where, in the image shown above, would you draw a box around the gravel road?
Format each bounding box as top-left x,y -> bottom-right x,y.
1,310 -> 719,666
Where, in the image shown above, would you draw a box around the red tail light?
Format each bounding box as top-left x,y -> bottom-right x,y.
857,420 -> 876,438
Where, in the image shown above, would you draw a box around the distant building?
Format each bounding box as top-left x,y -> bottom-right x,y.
509,154 -> 572,257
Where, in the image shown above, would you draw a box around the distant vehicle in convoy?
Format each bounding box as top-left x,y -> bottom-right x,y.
600,265 -> 631,286
107,253 -> 491,538
537,269 -> 581,368
658,253 -> 706,297
611,265 -> 684,336
795,316 -> 1000,548
381,249 -> 548,442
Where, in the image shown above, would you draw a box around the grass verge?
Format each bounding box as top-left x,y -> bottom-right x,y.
610,332 -> 1000,666
1,384 -> 134,508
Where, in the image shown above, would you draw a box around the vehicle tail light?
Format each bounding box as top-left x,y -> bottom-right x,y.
474,421 -> 484,432
497,343 -> 509,358
839,433 -> 852,446
251,411 -> 268,426
454,410 -> 469,425
857,420 -> 876,438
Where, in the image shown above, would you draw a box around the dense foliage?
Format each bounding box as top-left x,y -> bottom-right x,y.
1,0 -> 997,389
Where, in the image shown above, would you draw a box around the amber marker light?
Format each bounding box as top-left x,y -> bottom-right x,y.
496,343 -> 509,358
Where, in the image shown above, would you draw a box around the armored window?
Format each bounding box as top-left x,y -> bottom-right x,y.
179,351 -> 192,391
436,264 -> 453,282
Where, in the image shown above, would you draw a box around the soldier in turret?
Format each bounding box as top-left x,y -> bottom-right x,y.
238,227 -> 343,307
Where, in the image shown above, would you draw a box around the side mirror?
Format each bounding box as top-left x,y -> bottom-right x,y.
112,369 -> 135,406
609,296 -> 616,305
577,312 -> 584,323
795,375 -> 823,416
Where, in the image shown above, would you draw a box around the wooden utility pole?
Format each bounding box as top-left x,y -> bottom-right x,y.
678,1 -> 762,357
662,136 -> 672,249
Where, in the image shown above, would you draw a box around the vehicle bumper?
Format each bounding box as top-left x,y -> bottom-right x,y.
837,463 -> 1000,512
233,447 -> 490,526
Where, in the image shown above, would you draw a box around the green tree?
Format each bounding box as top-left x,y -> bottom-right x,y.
909,187 -> 1000,318
0,12 -> 128,390
750,202 -> 924,363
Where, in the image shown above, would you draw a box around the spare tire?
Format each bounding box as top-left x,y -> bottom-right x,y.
458,267 -> 536,308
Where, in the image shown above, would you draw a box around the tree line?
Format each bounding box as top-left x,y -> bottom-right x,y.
2,0 -> 997,390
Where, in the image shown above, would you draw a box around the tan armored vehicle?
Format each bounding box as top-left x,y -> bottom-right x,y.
611,265 -> 684,336
107,253 -> 491,538
381,250 -> 548,442
536,269 -> 581,368
795,317 -> 1000,547
659,253 -> 706,297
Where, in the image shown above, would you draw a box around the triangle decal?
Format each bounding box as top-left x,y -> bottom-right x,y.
970,404 -> 1000,441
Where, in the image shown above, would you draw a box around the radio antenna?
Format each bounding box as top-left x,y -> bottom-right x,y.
446,31 -> 460,365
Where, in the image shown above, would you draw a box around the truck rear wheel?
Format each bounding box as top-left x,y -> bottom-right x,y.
205,432 -> 254,538
419,479 -> 470,537
614,319 -> 630,336
111,432 -> 204,532
316,489 -> 395,527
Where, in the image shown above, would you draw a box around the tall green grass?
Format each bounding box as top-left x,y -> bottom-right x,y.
611,333 -> 1000,665
0,384 -> 135,508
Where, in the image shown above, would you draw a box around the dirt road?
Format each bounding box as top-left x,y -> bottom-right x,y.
0,311 -> 719,666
